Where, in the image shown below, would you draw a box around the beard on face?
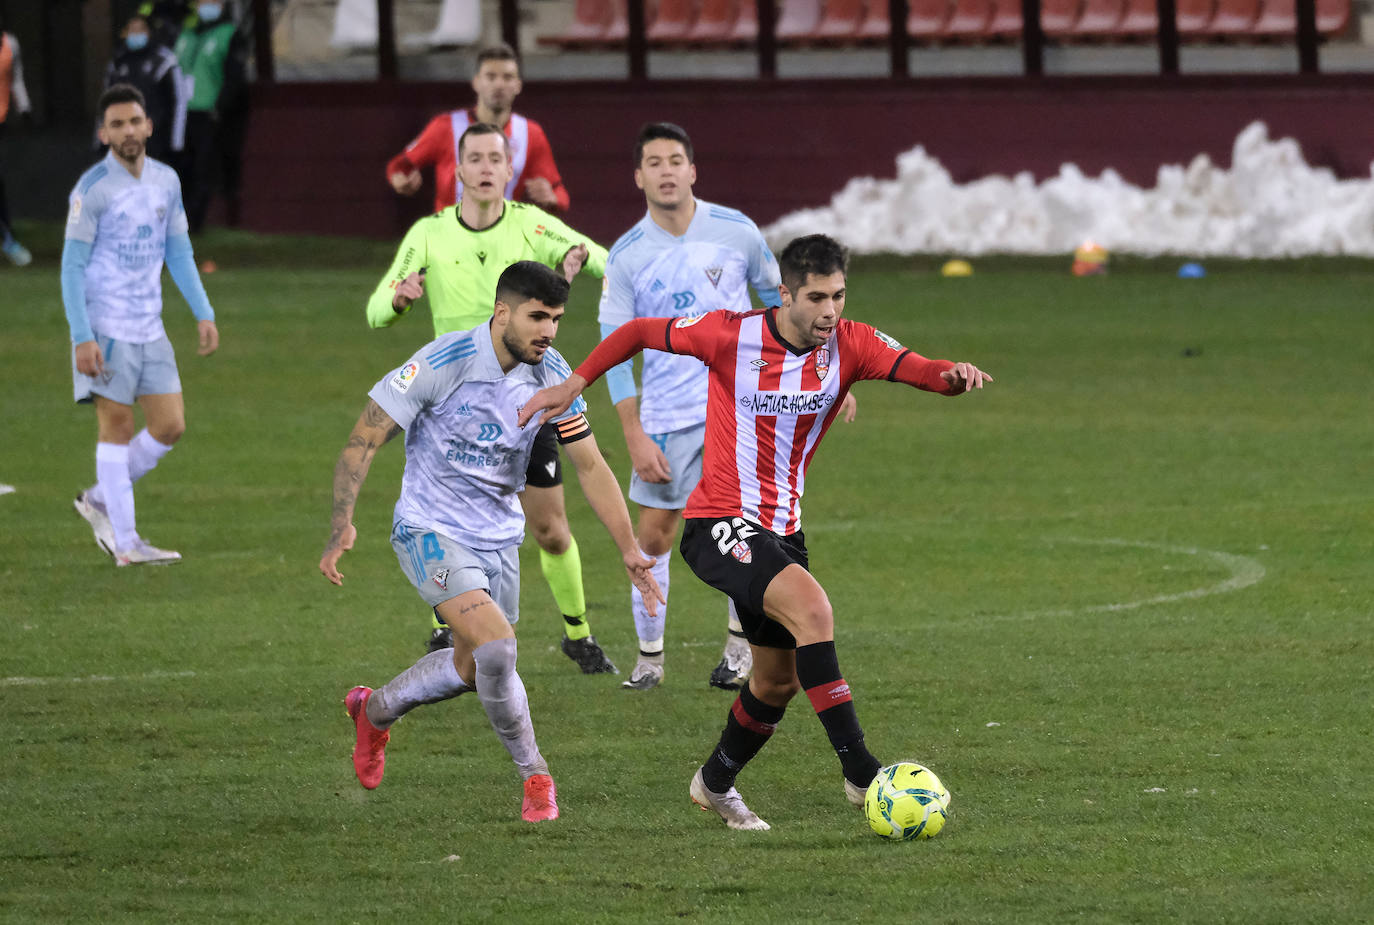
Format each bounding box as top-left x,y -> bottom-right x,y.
502,327 -> 547,366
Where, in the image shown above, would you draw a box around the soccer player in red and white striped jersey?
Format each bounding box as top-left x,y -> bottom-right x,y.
520,234 -> 991,829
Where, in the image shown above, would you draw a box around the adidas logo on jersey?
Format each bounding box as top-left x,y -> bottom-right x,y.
650,279 -> 666,293
455,402 -> 473,416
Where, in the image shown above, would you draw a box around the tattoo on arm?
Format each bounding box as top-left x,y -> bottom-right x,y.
327,400 -> 401,546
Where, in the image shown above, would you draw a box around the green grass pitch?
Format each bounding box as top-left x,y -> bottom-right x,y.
2,223 -> 1372,923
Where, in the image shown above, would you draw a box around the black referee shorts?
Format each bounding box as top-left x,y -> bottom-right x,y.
524,422 -> 563,489
680,516 -> 808,650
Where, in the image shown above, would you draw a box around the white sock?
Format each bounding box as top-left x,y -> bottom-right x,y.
727,599 -> 744,635
91,429 -> 174,507
473,638 -> 547,779
128,429 -> 174,483
367,648 -> 470,729
633,549 -> 670,654
96,443 -> 137,551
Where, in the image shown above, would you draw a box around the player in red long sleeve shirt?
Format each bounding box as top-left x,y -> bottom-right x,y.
386,43 -> 568,215
519,234 -> 992,831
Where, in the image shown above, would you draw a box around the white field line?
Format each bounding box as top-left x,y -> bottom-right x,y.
982,537 -> 1267,623
2,669 -> 198,687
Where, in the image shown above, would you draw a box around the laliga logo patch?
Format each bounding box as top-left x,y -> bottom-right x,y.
432,567 -> 450,590
68,196 -> 83,223
391,362 -> 419,393
731,540 -> 752,564
674,314 -> 706,329
814,346 -> 831,380
874,329 -> 904,351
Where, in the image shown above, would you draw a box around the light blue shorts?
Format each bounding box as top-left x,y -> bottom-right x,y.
390,520 -> 521,621
629,422 -> 706,511
72,333 -> 182,405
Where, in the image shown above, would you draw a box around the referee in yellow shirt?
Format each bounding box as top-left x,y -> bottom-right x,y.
368,122 -> 616,674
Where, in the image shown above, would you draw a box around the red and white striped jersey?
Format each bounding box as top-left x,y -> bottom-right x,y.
577,308 -> 959,536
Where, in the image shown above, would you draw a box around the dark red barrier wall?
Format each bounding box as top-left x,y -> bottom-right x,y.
242,75 -> 1374,246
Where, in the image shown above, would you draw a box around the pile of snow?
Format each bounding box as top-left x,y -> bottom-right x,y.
763,122 -> 1374,257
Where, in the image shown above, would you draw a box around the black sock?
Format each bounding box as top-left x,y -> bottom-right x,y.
796,641 -> 881,787
700,686 -> 786,793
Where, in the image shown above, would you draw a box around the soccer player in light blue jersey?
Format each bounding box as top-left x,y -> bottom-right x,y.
320,261 -> 662,822
599,122 -> 855,691
64,84 -> 219,566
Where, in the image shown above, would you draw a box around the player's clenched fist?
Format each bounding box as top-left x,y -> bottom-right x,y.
392,269 -> 426,311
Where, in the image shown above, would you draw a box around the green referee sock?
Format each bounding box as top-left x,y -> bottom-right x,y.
540,534 -> 591,639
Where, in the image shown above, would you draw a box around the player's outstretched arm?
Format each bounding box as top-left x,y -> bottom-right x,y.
563,434 -> 665,616
320,399 -> 402,586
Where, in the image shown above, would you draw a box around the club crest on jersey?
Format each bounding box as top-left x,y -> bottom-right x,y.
156,206 -> 166,221
730,540 -> 752,564
704,266 -> 723,289
432,568 -> 450,590
674,313 -> 706,329
391,362 -> 419,393
874,329 -> 904,351
813,346 -> 831,380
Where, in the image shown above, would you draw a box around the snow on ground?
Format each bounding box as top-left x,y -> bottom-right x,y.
763,122 -> 1374,257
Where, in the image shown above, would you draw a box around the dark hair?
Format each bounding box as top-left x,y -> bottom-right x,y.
779,234 -> 848,294
634,122 -> 694,167
496,260 -> 570,310
457,122 -> 510,159
98,83 -> 148,121
475,42 -> 520,74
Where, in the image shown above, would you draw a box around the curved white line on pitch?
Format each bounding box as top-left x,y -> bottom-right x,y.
988,537 -> 1266,623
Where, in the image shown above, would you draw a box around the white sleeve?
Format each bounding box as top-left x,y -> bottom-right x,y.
8,35 -> 32,114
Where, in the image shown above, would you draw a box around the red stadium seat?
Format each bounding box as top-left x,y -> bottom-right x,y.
857,0 -> 890,40
729,0 -> 760,41
776,0 -> 824,41
1070,0 -> 1125,35
686,0 -> 743,43
1317,0 -> 1351,33
1041,0 -> 1082,35
1175,0 -> 1215,36
1208,0 -> 1260,34
942,0 -> 994,38
604,0 -> 629,42
1252,0 -> 1349,35
1113,0 -> 1158,35
647,0 -> 696,42
985,0 -> 1023,38
812,0 -> 868,40
1250,0 -> 1293,34
909,0 -> 955,38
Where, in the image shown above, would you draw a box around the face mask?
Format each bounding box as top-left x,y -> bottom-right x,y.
198,3 -> 222,21
126,33 -> 150,51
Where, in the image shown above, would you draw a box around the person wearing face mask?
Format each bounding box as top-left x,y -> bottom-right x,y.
102,15 -> 187,164
173,0 -> 247,232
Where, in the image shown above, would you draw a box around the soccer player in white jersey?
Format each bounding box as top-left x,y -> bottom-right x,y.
320,261 -> 663,822
63,84 -> 219,566
520,234 -> 991,830
599,122 -> 854,692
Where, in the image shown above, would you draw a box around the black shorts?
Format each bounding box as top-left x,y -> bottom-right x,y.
524,422 -> 562,488
679,517 -> 808,650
